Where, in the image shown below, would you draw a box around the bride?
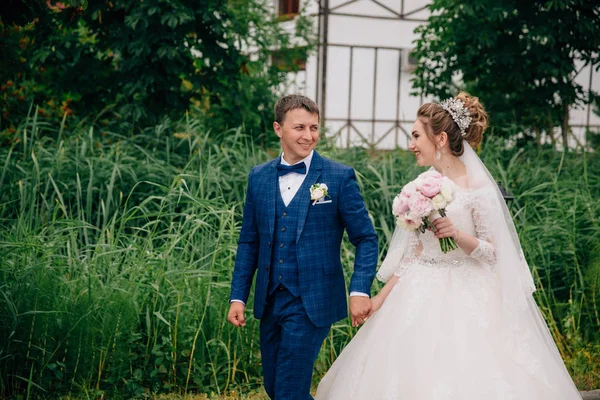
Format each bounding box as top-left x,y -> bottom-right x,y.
315,93 -> 582,399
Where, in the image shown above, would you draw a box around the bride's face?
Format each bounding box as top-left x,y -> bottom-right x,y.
408,119 -> 437,166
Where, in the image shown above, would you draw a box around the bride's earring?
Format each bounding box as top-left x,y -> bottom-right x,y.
435,146 -> 441,161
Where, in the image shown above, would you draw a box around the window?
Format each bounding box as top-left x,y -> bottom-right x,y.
278,0 -> 300,17
401,48 -> 418,72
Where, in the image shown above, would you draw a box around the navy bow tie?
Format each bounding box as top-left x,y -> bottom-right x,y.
276,162 -> 307,177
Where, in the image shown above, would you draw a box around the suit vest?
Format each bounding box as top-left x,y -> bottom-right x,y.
268,182 -> 303,296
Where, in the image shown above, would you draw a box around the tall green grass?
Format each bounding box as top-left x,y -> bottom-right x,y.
0,116 -> 598,398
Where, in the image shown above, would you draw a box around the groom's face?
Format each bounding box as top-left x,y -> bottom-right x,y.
274,108 -> 319,164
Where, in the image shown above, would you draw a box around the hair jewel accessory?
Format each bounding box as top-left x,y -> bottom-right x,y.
439,98 -> 472,137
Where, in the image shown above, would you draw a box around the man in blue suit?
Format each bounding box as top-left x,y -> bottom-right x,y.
227,94 -> 378,399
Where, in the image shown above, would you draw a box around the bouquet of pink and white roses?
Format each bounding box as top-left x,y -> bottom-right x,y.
392,170 -> 458,253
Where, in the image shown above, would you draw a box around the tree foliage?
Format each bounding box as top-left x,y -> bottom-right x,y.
412,0 -> 600,144
0,0 -> 315,141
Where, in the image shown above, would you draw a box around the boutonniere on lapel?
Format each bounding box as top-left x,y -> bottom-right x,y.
310,183 -> 331,205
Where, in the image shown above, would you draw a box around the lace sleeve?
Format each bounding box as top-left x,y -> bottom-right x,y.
470,192 -> 497,265
392,232 -> 422,278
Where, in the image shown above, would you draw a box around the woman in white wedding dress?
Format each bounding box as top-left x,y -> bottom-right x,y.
315,93 -> 582,400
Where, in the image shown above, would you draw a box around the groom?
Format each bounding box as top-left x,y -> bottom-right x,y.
227,94 -> 378,399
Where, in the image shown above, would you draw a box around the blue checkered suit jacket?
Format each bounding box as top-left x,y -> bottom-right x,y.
230,151 -> 378,327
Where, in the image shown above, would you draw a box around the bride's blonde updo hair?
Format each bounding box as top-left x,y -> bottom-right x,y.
416,92 -> 488,156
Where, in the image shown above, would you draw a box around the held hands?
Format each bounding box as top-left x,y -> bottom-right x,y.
350,296 -> 372,327
363,294 -> 384,321
352,294 -> 385,325
227,302 -> 246,327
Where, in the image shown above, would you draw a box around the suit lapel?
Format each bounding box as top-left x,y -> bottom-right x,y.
265,157 -> 279,237
296,151 -> 323,243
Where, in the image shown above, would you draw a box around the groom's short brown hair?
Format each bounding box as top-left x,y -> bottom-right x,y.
274,94 -> 320,124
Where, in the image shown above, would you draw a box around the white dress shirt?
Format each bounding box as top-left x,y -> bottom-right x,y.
279,152 -> 313,206
231,151 -> 367,304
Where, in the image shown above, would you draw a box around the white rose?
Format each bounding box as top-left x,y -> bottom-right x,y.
311,188 -> 324,200
441,184 -> 453,202
432,194 -> 447,210
404,181 -> 417,194
396,217 -> 408,230
406,214 -> 423,229
320,183 -> 328,191
396,217 -> 419,231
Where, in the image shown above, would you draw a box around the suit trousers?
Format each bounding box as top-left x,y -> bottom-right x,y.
260,286 -> 330,400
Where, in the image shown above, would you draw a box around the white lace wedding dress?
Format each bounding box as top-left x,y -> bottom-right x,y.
315,184 -> 581,399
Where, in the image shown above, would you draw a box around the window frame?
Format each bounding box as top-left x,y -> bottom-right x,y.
278,0 -> 300,18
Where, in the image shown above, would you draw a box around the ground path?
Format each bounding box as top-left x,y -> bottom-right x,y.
582,390 -> 600,399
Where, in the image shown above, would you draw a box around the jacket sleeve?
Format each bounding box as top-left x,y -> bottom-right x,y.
230,168 -> 260,303
338,168 -> 379,295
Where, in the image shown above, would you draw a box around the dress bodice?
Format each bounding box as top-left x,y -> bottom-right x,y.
398,183 -> 497,270
419,188 -> 477,260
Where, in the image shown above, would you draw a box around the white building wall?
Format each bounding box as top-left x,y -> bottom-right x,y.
282,0 -> 599,149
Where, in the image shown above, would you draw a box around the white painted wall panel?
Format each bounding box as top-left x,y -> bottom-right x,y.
282,0 -> 599,148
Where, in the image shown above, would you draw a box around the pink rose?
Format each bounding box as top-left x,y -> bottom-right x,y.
414,170 -> 443,198
418,170 -> 444,181
400,182 -> 418,198
419,181 -> 442,198
392,194 -> 409,217
408,194 -> 433,218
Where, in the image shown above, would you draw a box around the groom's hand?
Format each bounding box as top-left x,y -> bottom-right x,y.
227,302 -> 246,327
350,296 -> 372,327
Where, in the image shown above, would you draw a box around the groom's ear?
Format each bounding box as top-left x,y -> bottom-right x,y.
273,121 -> 283,138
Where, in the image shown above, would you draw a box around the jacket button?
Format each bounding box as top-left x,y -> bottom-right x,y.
268,242 -> 271,247
281,227 -> 286,232
279,259 -> 284,264
280,243 -> 284,248
283,212 -> 287,217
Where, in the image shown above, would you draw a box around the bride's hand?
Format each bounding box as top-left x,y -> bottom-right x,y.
369,294 -> 384,315
433,217 -> 459,240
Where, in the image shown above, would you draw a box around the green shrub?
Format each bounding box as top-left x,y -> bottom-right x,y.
0,116 -> 598,397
